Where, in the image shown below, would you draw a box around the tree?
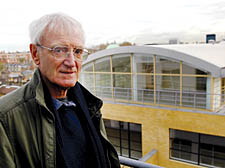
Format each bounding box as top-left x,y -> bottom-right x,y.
119,41 -> 132,46
0,62 -> 5,72
19,58 -> 25,63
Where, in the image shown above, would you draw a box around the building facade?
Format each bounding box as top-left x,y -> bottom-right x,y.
80,44 -> 225,168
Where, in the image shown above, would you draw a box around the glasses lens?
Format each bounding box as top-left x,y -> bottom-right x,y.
73,48 -> 84,61
53,47 -> 68,59
51,46 -> 88,61
74,48 -> 83,55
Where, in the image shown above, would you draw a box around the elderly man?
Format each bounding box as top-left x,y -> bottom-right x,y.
0,13 -> 120,168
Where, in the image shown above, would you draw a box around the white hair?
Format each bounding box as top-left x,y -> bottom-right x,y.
29,12 -> 85,45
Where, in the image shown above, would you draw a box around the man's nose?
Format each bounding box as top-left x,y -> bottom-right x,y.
63,51 -> 76,67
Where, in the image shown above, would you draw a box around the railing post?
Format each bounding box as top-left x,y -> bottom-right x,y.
194,93 -> 196,108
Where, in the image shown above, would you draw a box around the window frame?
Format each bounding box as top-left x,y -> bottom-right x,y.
104,119 -> 142,159
170,129 -> 225,167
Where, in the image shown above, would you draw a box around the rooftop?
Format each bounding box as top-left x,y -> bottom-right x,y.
154,43 -> 225,68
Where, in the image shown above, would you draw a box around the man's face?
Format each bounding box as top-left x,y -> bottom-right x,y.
36,29 -> 83,88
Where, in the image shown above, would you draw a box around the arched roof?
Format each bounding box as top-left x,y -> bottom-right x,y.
83,45 -> 225,77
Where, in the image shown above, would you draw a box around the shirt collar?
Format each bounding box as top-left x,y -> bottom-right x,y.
52,97 -> 76,111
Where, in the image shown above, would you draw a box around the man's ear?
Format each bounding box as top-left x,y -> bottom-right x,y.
30,44 -> 40,65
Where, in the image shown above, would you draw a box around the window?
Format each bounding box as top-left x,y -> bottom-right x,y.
222,78 -> 225,104
170,129 -> 225,167
133,53 -> 154,73
182,77 -> 207,109
94,57 -> 110,72
156,57 -> 180,74
182,64 -> 208,75
113,74 -> 131,100
81,62 -> 93,72
104,119 -> 142,159
95,74 -> 112,98
79,73 -> 94,93
112,54 -> 131,72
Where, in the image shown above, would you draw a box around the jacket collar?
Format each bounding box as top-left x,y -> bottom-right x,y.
68,82 -> 103,117
28,69 -> 48,110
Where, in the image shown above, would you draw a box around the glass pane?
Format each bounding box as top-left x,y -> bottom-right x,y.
156,57 -> 180,74
95,57 -> 110,72
122,148 -> 129,157
104,119 -> 142,159
200,155 -> 212,167
182,77 -> 207,108
130,123 -> 142,151
79,73 -> 94,93
170,150 -> 198,163
183,64 -> 208,75
113,74 -> 131,100
171,149 -> 180,158
103,120 -> 121,156
170,129 -> 198,143
214,146 -> 225,160
135,74 -> 154,89
81,63 -> 93,72
200,143 -> 212,158
200,134 -> 225,147
156,75 -> 180,106
170,130 -> 199,164
133,53 -> 153,73
133,74 -> 154,103
200,134 -> 225,166
112,54 -> 131,72
222,78 -> 225,104
214,157 -> 225,167
108,136 -> 120,148
131,150 -> 142,159
130,141 -> 141,151
95,74 -> 112,98
104,127 -> 120,138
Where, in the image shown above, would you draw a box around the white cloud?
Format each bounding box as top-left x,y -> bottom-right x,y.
0,0 -> 225,51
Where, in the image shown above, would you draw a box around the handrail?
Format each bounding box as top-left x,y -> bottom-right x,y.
119,156 -> 164,168
87,86 -> 225,110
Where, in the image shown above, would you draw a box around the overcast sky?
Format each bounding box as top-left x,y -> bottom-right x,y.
1,0 -> 225,51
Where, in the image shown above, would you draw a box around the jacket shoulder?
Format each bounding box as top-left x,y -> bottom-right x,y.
0,82 -> 35,116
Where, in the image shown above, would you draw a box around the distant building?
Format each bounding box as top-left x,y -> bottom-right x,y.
80,44 -> 225,168
169,38 -> 179,44
206,34 -> 216,43
0,85 -> 19,96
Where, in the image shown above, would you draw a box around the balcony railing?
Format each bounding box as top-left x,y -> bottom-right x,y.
86,86 -> 225,111
119,156 -> 164,168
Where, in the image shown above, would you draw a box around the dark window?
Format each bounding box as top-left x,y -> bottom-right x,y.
104,119 -> 142,159
170,129 -> 225,167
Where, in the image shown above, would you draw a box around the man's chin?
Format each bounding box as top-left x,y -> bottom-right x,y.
58,81 -> 77,88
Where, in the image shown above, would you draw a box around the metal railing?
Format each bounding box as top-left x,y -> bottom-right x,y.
119,156 -> 164,168
87,86 -> 225,110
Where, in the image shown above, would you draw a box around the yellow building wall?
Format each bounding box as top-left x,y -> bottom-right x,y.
102,103 -> 225,168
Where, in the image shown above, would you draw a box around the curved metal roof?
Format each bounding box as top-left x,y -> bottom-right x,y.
83,45 -> 225,77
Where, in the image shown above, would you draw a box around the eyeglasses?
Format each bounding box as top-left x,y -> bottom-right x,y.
36,44 -> 89,62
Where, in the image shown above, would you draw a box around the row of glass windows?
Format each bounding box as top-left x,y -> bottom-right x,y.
170,129 -> 225,167
82,54 -> 208,75
80,53 -> 212,109
80,73 -> 208,109
103,119 -> 142,160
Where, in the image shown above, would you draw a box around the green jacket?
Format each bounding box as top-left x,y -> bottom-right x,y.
0,69 -> 120,168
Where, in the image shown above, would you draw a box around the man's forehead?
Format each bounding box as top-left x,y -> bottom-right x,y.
41,28 -> 84,46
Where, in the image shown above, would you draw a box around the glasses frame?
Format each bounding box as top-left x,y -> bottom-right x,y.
36,44 -> 89,62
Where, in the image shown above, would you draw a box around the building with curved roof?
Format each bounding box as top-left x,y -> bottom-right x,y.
80,44 -> 225,168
